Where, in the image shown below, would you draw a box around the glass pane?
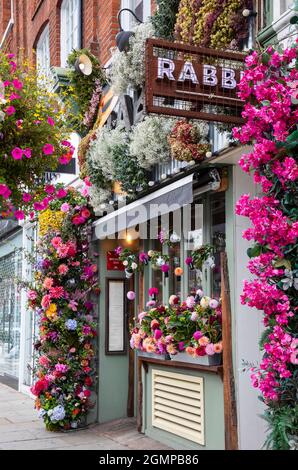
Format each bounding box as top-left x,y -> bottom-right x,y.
186,202 -> 204,296
151,239 -> 163,301
210,193 -> 226,299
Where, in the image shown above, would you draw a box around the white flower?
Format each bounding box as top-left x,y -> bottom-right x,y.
110,22 -> 154,94
209,299 -> 219,309
156,256 -> 165,266
130,115 -> 176,169
200,296 -> 210,309
0,110 -> 5,122
131,262 -> 138,270
123,260 -> 128,267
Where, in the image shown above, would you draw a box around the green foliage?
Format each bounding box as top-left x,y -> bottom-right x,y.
113,144 -> 148,197
264,403 -> 298,450
62,49 -> 106,136
151,0 -> 180,39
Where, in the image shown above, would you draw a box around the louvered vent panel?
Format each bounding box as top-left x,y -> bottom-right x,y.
152,369 -> 205,445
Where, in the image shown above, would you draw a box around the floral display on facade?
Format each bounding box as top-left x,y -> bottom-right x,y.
168,120 -> 210,162
151,0 -> 181,40
130,290 -> 222,359
174,0 -> 253,50
233,44 -> 298,449
62,49 -> 107,136
109,22 -> 154,95
25,188 -> 98,431
0,51 -> 73,219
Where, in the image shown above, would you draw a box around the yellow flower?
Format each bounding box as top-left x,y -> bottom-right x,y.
46,304 -> 58,321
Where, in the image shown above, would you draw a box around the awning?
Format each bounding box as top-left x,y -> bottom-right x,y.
93,174 -> 193,239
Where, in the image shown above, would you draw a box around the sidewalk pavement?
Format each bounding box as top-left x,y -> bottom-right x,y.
0,383 -> 171,450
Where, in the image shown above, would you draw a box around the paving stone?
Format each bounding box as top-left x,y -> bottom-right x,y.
0,383 -> 172,450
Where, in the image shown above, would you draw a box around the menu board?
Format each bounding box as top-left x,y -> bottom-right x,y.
106,280 -> 125,354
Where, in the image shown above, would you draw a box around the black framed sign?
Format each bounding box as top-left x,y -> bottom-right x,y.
105,278 -> 127,355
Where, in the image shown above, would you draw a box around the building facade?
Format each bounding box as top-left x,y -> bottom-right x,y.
0,0 -> 297,450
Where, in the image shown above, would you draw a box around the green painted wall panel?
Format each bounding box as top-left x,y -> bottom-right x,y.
144,364 -> 224,450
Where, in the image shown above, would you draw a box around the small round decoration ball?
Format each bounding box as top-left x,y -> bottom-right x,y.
206,151 -> 212,158
174,267 -> 184,277
127,291 -> 136,301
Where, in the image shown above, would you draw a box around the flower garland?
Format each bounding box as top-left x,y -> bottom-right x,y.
25,188 -> 99,431
130,290 -> 222,358
0,52 -> 73,219
233,44 -> 298,449
174,0 -> 252,50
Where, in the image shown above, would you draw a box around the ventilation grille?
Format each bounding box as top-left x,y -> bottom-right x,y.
152,369 -> 205,445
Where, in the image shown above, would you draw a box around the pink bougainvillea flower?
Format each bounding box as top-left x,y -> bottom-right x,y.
12,79 -> 23,90
42,144 -> 54,155
0,184 -> 12,199
47,116 -> 55,126
22,193 -> 31,203
3,80 -> 10,87
5,105 -> 16,116
23,148 -> 32,159
11,147 -> 23,160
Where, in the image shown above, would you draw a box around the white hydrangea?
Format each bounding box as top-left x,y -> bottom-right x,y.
86,125 -> 128,180
110,22 -> 154,95
89,185 -> 111,211
129,115 -> 175,169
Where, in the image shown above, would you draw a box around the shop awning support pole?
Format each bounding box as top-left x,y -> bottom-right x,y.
220,251 -> 238,450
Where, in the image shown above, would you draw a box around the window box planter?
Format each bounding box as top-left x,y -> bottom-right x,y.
137,350 -> 166,360
170,352 -> 222,366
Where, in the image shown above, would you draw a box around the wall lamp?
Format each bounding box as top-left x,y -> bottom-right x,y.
242,9 -> 257,18
116,8 -> 143,52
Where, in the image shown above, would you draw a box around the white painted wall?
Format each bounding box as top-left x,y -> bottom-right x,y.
232,165 -> 266,450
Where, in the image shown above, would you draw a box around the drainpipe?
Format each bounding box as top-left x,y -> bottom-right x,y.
0,0 -> 14,49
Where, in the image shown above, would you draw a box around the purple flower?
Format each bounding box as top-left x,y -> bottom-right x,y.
178,341 -> 185,351
193,331 -> 203,341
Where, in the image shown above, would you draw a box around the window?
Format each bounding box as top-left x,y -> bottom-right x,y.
36,25 -> 50,77
120,0 -> 151,30
60,0 -> 81,67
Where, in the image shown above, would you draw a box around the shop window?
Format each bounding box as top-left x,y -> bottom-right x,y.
36,24 -> 50,78
186,202 -> 204,297
210,193 -> 226,299
60,0 -> 82,67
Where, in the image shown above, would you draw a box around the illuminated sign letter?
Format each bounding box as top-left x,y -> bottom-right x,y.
222,68 -> 237,89
203,65 -> 218,86
178,61 -> 199,84
157,58 -> 175,80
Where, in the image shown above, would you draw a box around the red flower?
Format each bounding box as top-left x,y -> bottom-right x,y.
84,377 -> 92,387
31,378 -> 48,396
195,346 -> 206,357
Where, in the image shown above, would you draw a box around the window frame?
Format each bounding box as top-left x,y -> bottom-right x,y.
36,24 -> 50,78
60,0 -> 82,68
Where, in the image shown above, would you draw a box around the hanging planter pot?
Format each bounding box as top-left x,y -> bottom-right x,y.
125,269 -> 134,279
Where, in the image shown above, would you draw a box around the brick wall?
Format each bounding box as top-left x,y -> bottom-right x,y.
0,0 -> 157,65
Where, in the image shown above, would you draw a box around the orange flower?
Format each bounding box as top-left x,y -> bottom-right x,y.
81,360 -> 89,367
174,267 -> 184,276
214,342 -> 223,353
72,408 -> 80,416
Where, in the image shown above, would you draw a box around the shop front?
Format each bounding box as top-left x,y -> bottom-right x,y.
88,35 -> 265,450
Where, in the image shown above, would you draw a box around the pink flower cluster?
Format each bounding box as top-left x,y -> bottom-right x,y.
234,44 -> 298,402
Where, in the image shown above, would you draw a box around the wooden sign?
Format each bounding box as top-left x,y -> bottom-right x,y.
145,38 -> 245,124
107,250 -> 125,271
